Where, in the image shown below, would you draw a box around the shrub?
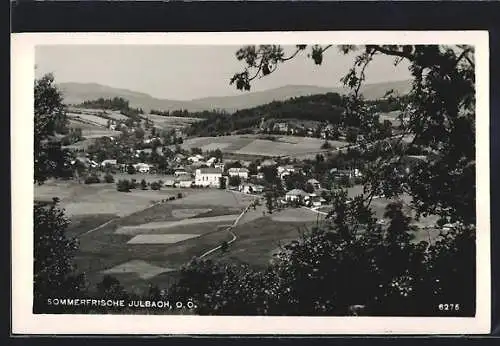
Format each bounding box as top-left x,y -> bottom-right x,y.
220,240 -> 229,253
321,140 -> 332,149
177,192 -> 183,199
84,174 -> 101,184
104,173 -> 114,183
151,181 -> 161,191
116,179 -> 131,192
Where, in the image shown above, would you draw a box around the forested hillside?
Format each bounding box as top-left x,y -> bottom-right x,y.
185,92 -> 402,137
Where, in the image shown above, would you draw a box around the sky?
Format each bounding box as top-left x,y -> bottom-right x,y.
35,45 -> 412,100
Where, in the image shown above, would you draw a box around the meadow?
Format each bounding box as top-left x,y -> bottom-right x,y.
35,181 -> 257,294
67,112 -> 109,127
182,135 -> 348,158
144,114 -> 203,130
34,178 -> 440,295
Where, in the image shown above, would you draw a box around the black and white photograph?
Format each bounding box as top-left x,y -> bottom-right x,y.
11,32 -> 490,334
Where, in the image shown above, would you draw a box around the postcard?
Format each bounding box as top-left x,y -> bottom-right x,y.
11,31 -> 490,334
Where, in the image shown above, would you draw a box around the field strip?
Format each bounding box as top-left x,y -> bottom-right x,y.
79,200 -> 167,237
198,199 -> 256,259
127,234 -> 200,245
115,214 -> 239,234
301,206 -> 328,216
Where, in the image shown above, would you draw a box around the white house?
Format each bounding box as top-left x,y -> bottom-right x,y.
195,167 -> 223,188
188,154 -> 204,163
134,163 -> 151,173
239,183 -> 264,194
101,159 -> 117,168
206,157 -> 218,166
176,175 -> 195,188
285,189 -> 309,202
163,177 -> 176,187
228,167 -> 249,180
307,193 -> 326,207
278,165 -> 296,179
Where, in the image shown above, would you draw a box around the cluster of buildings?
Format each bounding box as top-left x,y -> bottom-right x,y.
166,166 -> 253,189
258,118 -> 346,140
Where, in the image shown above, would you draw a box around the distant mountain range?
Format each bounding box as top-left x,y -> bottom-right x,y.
57,79 -> 412,113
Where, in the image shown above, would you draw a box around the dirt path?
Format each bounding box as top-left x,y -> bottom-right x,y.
198,195 -> 258,259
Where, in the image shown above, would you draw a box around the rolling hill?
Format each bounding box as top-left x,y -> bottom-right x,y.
57,79 -> 411,113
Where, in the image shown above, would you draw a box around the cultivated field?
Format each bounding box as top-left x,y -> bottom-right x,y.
81,129 -> 122,139
144,114 -> 203,130
182,135 -> 348,158
106,110 -> 130,121
35,181 -> 257,294
67,119 -> 121,138
35,177 -> 441,295
67,112 -> 109,127
214,213 -> 323,268
68,119 -> 103,131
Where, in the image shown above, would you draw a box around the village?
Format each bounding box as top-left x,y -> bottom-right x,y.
66,131 -> 376,212
59,104 -> 424,215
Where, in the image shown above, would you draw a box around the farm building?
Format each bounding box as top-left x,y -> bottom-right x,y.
239,183 -> 264,194
228,167 -> 249,180
195,167 -> 223,188
163,177 -> 176,187
188,154 -> 204,163
285,189 -> 309,202
174,153 -> 186,163
278,165 -> 296,178
101,159 -> 117,168
176,175 -> 195,188
307,193 -> 327,207
273,122 -> 289,133
206,157 -> 218,166
134,163 -> 151,173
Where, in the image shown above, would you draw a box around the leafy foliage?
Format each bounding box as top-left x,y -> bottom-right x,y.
167,44 -> 477,316
34,74 -> 73,184
172,194 -> 474,316
116,179 -> 132,192
33,199 -> 86,312
151,181 -> 161,191
104,173 -> 115,183
230,44 -> 475,225
84,174 -> 101,184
